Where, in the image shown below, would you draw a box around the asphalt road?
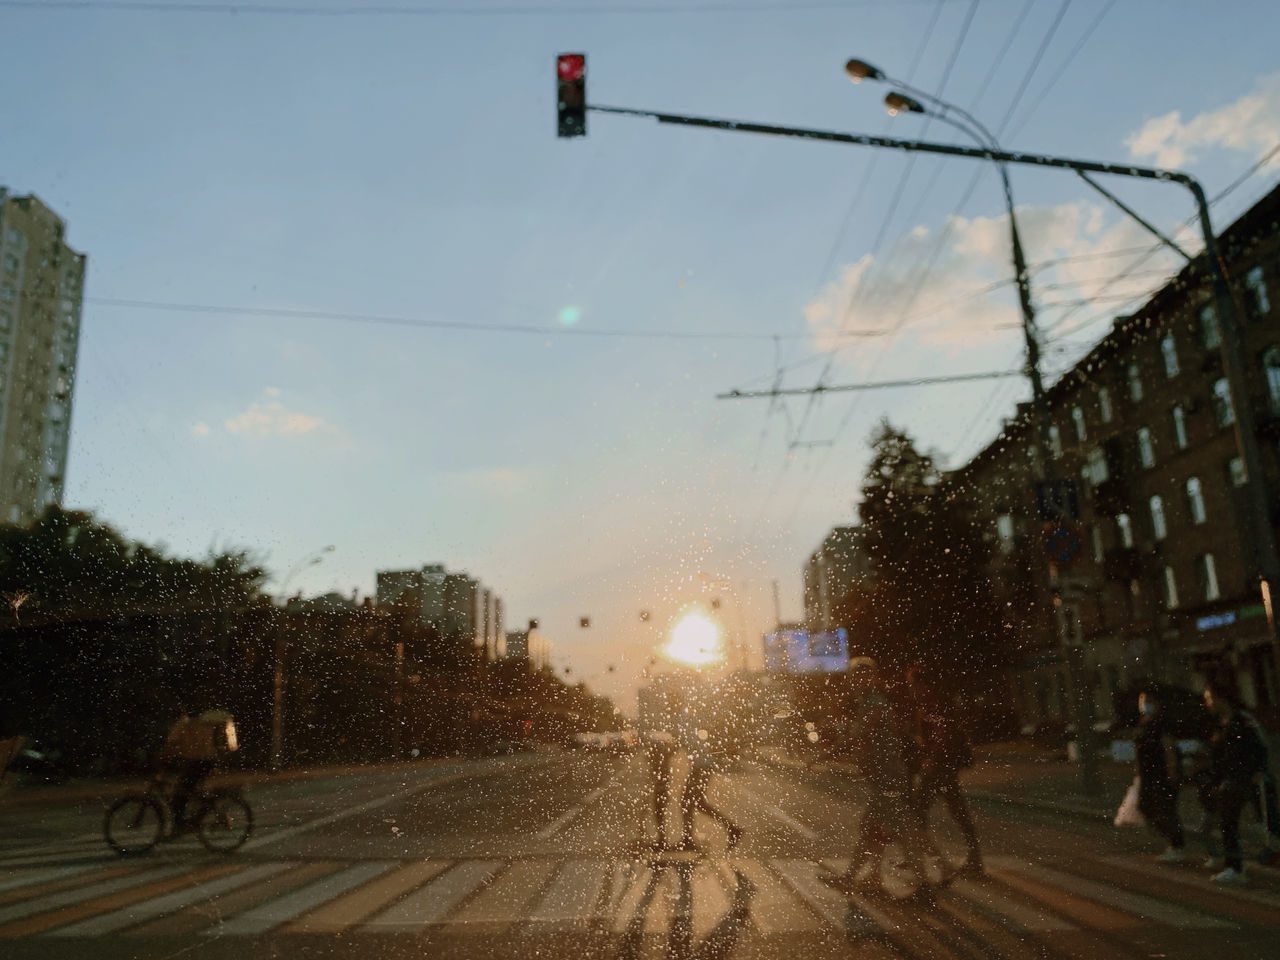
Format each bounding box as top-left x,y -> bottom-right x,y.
1,748 -> 1277,959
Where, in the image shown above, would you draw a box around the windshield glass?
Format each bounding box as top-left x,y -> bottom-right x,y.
3,3 -> 1280,959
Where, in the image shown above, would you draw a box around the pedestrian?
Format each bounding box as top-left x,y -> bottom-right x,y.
644,730 -> 677,850
906,665 -> 982,874
674,687 -> 741,852
835,656 -> 926,895
1133,689 -> 1188,864
1202,674 -> 1270,885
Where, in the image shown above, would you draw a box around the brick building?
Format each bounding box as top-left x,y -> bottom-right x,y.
955,182 -> 1280,726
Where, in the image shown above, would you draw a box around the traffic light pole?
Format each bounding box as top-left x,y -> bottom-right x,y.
586,101 -> 1280,716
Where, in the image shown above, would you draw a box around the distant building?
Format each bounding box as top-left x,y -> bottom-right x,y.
443,572 -> 482,657
493,597 -> 505,659
505,629 -> 528,661
375,564 -> 447,624
0,190 -> 85,526
803,526 -> 871,633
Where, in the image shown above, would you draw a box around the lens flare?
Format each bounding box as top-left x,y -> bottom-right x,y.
558,306 -> 581,326
664,613 -> 722,667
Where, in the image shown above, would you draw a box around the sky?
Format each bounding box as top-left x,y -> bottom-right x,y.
3,0 -> 1279,710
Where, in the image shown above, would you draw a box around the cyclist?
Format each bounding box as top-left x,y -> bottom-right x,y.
159,708 -> 238,829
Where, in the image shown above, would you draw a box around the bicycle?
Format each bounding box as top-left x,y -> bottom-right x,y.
104,773 -> 253,856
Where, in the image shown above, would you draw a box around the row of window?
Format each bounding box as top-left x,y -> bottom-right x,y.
1110,475 -> 1208,552
1162,554 -> 1220,609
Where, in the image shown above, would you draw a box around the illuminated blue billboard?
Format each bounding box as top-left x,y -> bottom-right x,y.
763,628 -> 849,674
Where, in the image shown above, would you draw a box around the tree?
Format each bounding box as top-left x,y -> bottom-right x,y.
855,421 -> 1007,696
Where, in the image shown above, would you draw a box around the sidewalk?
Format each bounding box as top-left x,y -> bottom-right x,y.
756,742 -> 1280,866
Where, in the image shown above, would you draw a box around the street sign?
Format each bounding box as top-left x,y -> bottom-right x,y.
1044,522 -> 1083,565
556,53 -> 586,138
1036,479 -> 1079,521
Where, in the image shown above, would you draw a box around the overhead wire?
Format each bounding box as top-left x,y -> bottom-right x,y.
774,0 -> 1077,532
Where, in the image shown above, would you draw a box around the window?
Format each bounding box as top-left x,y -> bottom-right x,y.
0,284 -> 13,303
2,254 -> 16,274
1212,377 -> 1235,427
996,514 -> 1014,553
1264,346 -> 1280,413
1091,525 -> 1104,563
1098,387 -> 1113,424
1186,476 -> 1207,524
1161,334 -> 1179,378
1201,304 -> 1220,350
1117,513 -> 1134,548
1087,446 -> 1109,484
1227,457 -> 1246,488
1128,363 -> 1143,402
1137,427 -> 1155,469
1149,495 -> 1167,540
1171,405 -> 1188,450
1163,566 -> 1179,609
1071,406 -> 1086,442
1199,553 -> 1221,602
1079,464 -> 1093,501
1246,266 -> 1270,317
1048,424 -> 1063,459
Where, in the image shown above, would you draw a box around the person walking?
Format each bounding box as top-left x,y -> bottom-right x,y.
1133,689 -> 1188,864
907,666 -> 982,874
835,657 -> 925,895
674,686 -> 741,852
644,730 -> 677,850
1202,674 -> 1270,885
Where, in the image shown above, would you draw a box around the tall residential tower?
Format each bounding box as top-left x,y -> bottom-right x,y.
0,191 -> 84,526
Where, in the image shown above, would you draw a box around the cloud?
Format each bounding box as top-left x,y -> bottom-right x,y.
190,422 -> 210,437
1126,72 -> 1280,169
224,392 -> 327,437
805,200 -> 1196,364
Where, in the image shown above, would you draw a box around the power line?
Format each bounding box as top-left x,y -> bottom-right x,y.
73,295 -> 892,343
0,0 -> 954,15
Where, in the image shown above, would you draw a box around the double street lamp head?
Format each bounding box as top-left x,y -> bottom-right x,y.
845,58 -> 926,118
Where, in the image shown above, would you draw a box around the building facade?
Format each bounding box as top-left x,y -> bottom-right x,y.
0,191 -> 84,526
802,525 -> 871,633
956,183 -> 1280,725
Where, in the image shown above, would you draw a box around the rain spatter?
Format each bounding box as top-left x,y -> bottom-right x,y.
558,306 -> 581,326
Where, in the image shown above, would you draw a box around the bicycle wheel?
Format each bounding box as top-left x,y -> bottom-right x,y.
104,793 -> 166,856
196,793 -> 253,853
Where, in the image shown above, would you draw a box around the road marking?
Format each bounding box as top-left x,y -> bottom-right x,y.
51,862 -> 292,937
285,860 -> 451,934
610,862 -> 657,932
950,877 -> 1077,931
992,857 -> 1235,929
128,861 -> 341,937
364,860 -> 502,930
244,758 -> 542,852
719,858 -> 818,935
768,859 -> 847,926
206,861 -> 395,936
690,860 -> 732,939
451,859 -> 556,925
0,864 -> 191,927
529,859 -> 609,923
0,832 -> 103,861
0,863 -> 124,901
535,786 -> 606,840
734,786 -> 819,840
0,863 -> 235,938
1097,855 -> 1280,907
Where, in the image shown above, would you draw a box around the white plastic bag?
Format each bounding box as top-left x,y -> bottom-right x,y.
1114,777 -> 1145,828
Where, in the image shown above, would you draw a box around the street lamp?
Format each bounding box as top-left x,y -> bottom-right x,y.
846,57 -> 1098,791
272,544 -> 336,770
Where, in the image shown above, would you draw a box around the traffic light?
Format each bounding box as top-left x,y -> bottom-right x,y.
557,53 -> 586,138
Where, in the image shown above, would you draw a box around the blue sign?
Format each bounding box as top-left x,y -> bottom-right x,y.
763,628 -> 849,674
1196,611 -> 1237,632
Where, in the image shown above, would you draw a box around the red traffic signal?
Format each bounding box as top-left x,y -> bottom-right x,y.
557,53 -> 586,138
557,54 -> 585,82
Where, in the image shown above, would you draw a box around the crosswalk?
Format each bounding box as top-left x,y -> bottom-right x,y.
0,846 -> 1275,942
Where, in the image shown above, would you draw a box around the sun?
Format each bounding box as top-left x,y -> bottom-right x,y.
664,613 -> 723,667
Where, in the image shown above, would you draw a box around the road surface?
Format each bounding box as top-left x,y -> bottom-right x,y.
1,749 -> 1276,959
